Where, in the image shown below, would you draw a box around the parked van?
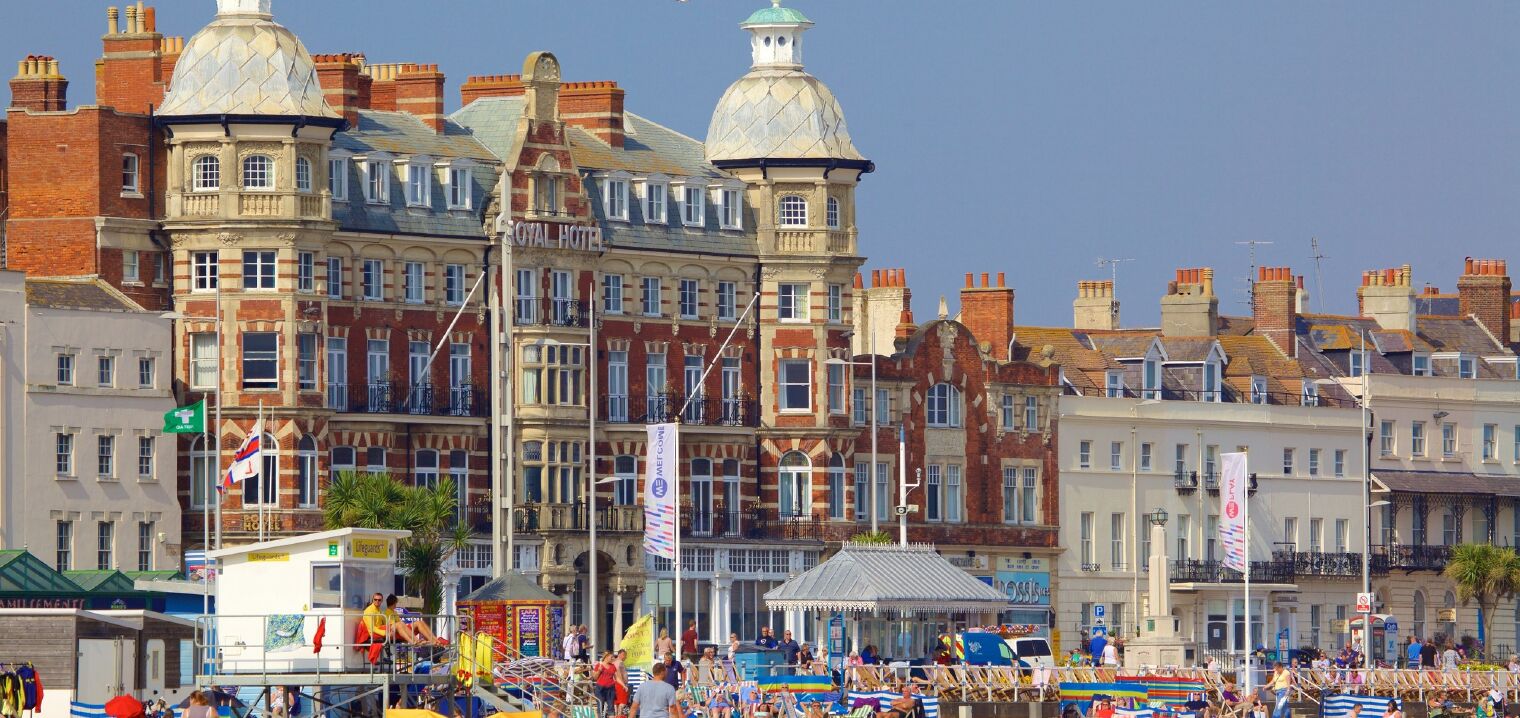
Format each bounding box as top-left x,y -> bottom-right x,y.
957,632 -> 1056,668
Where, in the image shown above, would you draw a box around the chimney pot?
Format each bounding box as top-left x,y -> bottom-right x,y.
980,272 -> 990,288
871,269 -> 881,287
964,273 -> 973,289
144,6 -> 156,32
997,272 -> 1006,288
107,6 -> 119,34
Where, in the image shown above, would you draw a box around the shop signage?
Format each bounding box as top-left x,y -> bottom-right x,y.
508,221 -> 603,252
946,555 -> 988,570
349,539 -> 391,560
997,557 -> 1048,572
994,567 -> 1051,606
0,597 -> 85,609
1438,608 -> 1457,623
249,552 -> 289,562
518,607 -> 542,658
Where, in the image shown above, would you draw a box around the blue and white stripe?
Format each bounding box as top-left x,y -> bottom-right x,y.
1322,694 -> 1393,718
847,692 -> 940,718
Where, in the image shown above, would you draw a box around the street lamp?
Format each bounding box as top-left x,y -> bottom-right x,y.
826,344 -> 880,536
1148,507 -> 1169,527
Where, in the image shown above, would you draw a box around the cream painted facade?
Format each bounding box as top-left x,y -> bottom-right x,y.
1056,395 -> 1367,661
0,272 -> 181,572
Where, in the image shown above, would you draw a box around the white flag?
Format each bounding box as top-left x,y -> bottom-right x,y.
1219,451 -> 1249,572
643,423 -> 679,559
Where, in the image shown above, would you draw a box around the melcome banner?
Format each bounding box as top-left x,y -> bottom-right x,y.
1219,451 -> 1248,572
643,423 -> 679,559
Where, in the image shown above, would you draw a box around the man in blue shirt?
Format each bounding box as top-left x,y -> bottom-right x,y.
1406,636 -> 1423,669
1088,633 -> 1107,667
755,626 -> 778,649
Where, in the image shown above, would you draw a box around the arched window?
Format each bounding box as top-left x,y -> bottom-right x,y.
778,451 -> 811,518
193,156 -> 220,192
297,435 -> 318,508
827,453 -> 846,520
613,455 -> 637,506
926,383 -> 962,428
242,155 -> 274,190
778,195 -> 808,226
1413,590 -> 1427,640
826,197 -> 840,229
295,157 -> 313,193
415,449 -> 439,490
691,458 -> 714,535
1443,590 -> 1458,640
243,433 -> 279,506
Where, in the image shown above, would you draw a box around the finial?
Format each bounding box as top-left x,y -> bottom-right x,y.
216,0 -> 273,17
772,0 -> 782,6
938,296 -> 949,321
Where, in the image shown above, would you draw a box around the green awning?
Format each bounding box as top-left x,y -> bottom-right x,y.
63,570 -> 141,593
0,551 -> 87,595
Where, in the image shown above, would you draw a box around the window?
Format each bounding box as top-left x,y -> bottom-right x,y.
778,195 -> 808,226
777,451 -> 810,518
241,332 -> 278,390
827,284 -> 843,323
681,185 -> 704,226
190,334 -> 217,390
1301,382 -> 1319,407
926,383 -> 962,428
613,455 -> 637,506
1141,443 -> 1153,471
1024,396 -> 1039,430
405,162 -> 430,206
1110,441 -> 1123,471
721,357 -> 742,423
1251,376 -> 1268,404
123,250 -> 140,283
644,182 -> 667,223
1105,372 -> 1124,398
1309,448 -> 1320,476
1484,424 -> 1498,461
643,352 -> 666,420
414,449 -> 439,490
447,167 -> 472,209
1283,517 -> 1298,551
1335,518 -> 1349,553
97,355 -> 115,387
295,157 -> 312,192
1021,467 -> 1038,523
327,257 -> 344,299
946,464 -> 963,522
604,178 -> 629,220
1283,448 -> 1294,475
297,333 -> 318,391
1202,360 -> 1221,401
138,436 -> 154,479
122,153 -> 140,194
329,158 -> 348,200
855,461 -> 870,521
522,343 -> 584,407
1442,422 -> 1458,458
1177,514 -> 1191,559
1334,449 -> 1346,478
1412,353 -> 1431,376
1080,512 -> 1095,566
1110,513 -> 1126,569
720,188 -> 742,229
445,264 -> 465,305
97,435 -> 115,477
137,357 -> 154,388
1349,350 -> 1364,378
778,283 -> 809,321
1079,440 -> 1093,469
827,363 -> 846,415
1206,515 -> 1219,560
403,261 -> 424,303
852,387 -> 868,426
607,350 -> 628,422
362,259 -> 383,301
1002,467 -> 1019,523
192,155 -> 220,191
1515,426 -> 1520,462
367,446 -> 387,474
55,521 -> 72,570
926,465 -> 941,521
1412,421 -> 1427,456
53,353 -> 75,385
242,250 -> 276,290
641,277 -> 661,317
297,252 -> 315,293
242,155 -> 273,190
365,160 -> 390,203
97,521 -> 114,570
1460,356 -> 1477,379
826,454 -> 846,520
779,359 -> 811,412
1380,420 -> 1394,456
55,433 -> 74,475
717,281 -> 736,321
876,388 -> 891,425
133,521 -> 153,571
1143,358 -> 1160,399
679,279 -> 699,319
330,446 -> 355,478
193,251 -> 218,291
826,196 -> 840,229
999,394 -> 1015,429
154,253 -> 166,284
1308,517 -> 1323,552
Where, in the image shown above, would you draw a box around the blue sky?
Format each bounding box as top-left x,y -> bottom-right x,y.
13,1 -> 1520,325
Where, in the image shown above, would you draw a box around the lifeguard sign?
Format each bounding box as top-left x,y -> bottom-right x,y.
209,527 -> 410,674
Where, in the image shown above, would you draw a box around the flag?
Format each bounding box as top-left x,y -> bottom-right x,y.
222,421 -> 262,492
312,617 -> 326,653
643,423 -> 678,559
1219,452 -> 1249,572
163,400 -> 206,434
619,613 -> 655,672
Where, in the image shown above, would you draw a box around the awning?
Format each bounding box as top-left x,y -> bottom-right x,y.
763,544 -> 1011,614
1371,469 -> 1520,498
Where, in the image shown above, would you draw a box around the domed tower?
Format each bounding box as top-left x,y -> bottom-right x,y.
707,2 -> 873,525
158,0 -> 343,542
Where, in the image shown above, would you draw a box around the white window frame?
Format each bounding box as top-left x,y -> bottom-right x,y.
362,259 -> 384,301
1251,376 -> 1268,404
192,155 -> 220,192
295,156 -> 312,193
826,196 -> 841,229
602,274 -> 624,315
1302,382 -> 1319,407
192,251 -> 219,292
445,264 -> 466,306
190,334 -> 217,390
403,261 -> 425,304
1412,353 -> 1431,377
328,153 -> 349,202
642,178 -> 668,224
778,283 -> 809,322
297,251 -> 315,293
827,284 -> 843,323
122,153 -> 141,195
720,187 -> 743,229
442,161 -> 474,210
679,279 -> 700,320
360,156 -> 392,204
137,357 -> 154,388
327,257 -> 344,299
1459,355 -> 1477,379
717,281 -> 737,321
1079,440 -> 1092,469
677,181 -> 705,227
779,359 -> 812,413
138,436 -> 154,479
641,277 -> 661,317
827,363 -> 846,415
123,250 -> 140,283
241,332 -> 279,390
402,158 -> 432,207
1105,371 -> 1123,398
778,195 -> 808,226
241,155 -> 274,190
603,174 -> 630,222
97,355 -> 115,388
242,250 -> 276,290
926,383 -> 962,428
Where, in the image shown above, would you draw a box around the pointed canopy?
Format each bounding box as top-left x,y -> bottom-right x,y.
764,544 -> 1009,614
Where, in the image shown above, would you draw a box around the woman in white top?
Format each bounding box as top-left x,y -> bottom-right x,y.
728,632 -> 741,661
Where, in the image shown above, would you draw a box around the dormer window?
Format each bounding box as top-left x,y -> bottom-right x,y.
673,181 -> 705,227
1105,371 -> 1123,398
1301,382 -> 1319,407
328,153 -> 349,202
778,195 -> 808,226
531,156 -> 563,217
362,158 -> 391,204
440,160 -> 474,210
1412,353 -> 1430,377
192,156 -> 220,192
1348,350 -> 1364,378
1201,360 -> 1221,402
603,177 -> 629,221
827,196 -> 840,229
1459,356 -> 1476,379
241,155 -> 274,190
1142,358 -> 1160,400
1250,376 -> 1268,404
642,180 -> 667,224
712,183 -> 743,230
401,157 -> 432,207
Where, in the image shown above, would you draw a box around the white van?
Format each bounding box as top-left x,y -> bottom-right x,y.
1006,636 -> 1056,668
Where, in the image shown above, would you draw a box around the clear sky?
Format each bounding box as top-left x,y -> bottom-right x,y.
12,1 -> 1520,326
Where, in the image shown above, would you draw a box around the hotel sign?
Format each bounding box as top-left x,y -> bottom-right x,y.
508,221 -> 603,252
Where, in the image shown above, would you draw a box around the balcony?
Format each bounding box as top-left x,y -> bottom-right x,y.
514,298 -> 589,328
329,381 -> 485,417
681,507 -> 748,539
1202,472 -> 1255,496
1174,470 -> 1198,494
168,189 -> 331,221
1169,558 -> 1293,584
1373,544 -> 1451,572
1271,549 -> 1376,578
604,394 -> 758,428
512,503 -> 646,533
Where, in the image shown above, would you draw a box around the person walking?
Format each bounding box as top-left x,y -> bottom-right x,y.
1101,640 -> 1120,668
593,651 -> 620,718
1421,636 -> 1439,669
1269,662 -> 1294,718
565,625 -> 582,662
655,628 -> 675,658
630,662 -> 681,718
681,619 -> 700,661
1443,641 -> 1460,673
1406,637 -> 1422,670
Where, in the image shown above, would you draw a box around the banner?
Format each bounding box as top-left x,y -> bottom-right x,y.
162,400 -> 205,434
643,423 -> 678,559
620,613 -> 655,672
222,420 -> 262,491
1219,451 -> 1248,572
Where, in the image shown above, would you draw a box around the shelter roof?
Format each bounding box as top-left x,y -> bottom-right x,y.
763,544 -> 1008,614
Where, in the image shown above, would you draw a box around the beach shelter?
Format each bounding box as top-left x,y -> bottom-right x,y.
458,571 -> 565,660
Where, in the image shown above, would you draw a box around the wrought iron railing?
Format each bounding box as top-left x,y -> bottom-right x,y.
332,381 -> 484,417
511,503 -> 645,533
514,297 -> 589,327
604,394 -> 758,427
1169,558 -> 1293,583
1374,543 -> 1451,571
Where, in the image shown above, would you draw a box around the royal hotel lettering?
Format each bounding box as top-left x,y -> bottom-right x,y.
509,222 -> 603,252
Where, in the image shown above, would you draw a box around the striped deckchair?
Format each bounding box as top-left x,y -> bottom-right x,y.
1117,676 -> 1208,707
846,692 -> 940,718
1059,682 -> 1150,716
1323,694 -> 1393,718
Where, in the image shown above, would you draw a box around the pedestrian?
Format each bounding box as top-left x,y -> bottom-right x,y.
1101,639 -> 1119,667
1269,663 -> 1293,718
593,651 -> 620,718
615,649 -> 632,717
727,632 -> 741,662
778,629 -> 801,666
681,619 -> 700,661
1421,636 -> 1438,669
1443,641 -> 1460,672
565,625 -> 582,662
578,624 -> 592,663
1406,637 -> 1422,670
655,628 -> 675,658
630,662 -> 681,718
660,652 -> 685,690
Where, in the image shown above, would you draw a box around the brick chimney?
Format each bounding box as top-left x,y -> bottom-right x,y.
461,74 -> 524,107
314,53 -> 369,126
561,81 -> 625,149
97,2 -> 167,113
1510,301 -> 1520,346
1357,264 -> 1415,332
1252,266 -> 1297,357
959,271 -> 1014,357
852,268 -> 911,357
1295,274 -> 1309,313
10,56 -> 67,112
395,64 -> 446,133
1074,279 -> 1119,330
365,63 -> 403,112
1160,268 -> 1218,337
1458,257 -> 1511,343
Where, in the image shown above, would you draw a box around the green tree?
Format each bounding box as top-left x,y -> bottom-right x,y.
849,530 -> 893,545
1442,543 -> 1520,658
323,470 -> 472,614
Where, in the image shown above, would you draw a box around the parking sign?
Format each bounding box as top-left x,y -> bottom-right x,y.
1093,604 -> 1107,619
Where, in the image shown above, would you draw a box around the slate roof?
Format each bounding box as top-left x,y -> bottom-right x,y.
461,571 -> 562,604
763,544 -> 1009,614
158,9 -> 337,119
25,279 -> 144,312
1295,312 -> 1514,380
1372,470 -> 1520,498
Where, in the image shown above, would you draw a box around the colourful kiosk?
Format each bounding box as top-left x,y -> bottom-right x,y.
457,572 -> 566,660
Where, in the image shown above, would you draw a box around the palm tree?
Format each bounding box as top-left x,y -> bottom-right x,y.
323,470 -> 472,614
1442,543 -> 1520,658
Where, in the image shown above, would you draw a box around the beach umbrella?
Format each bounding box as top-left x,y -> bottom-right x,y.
104,695 -> 144,718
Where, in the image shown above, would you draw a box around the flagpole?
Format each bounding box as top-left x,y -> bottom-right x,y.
258,399 -> 265,543
214,274 -> 223,550
1244,450 -> 1252,696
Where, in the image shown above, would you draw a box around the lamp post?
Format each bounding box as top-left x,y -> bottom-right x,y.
826,339 -> 879,534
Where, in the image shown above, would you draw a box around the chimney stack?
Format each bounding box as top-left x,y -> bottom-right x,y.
365,62 -> 404,111
852,267 -> 912,357
561,80 -> 625,149
959,271 -> 1015,357
1160,268 -> 1218,337
1074,279 -> 1119,331
1458,257 -> 1511,343
314,53 -> 369,127
460,74 -> 524,107
9,56 -> 67,112
1357,264 -> 1415,332
394,63 -> 446,133
97,2 -> 166,113
1253,266 -> 1298,357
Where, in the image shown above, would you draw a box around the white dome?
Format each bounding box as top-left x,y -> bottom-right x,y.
705,68 -> 862,163
159,1 -> 337,119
